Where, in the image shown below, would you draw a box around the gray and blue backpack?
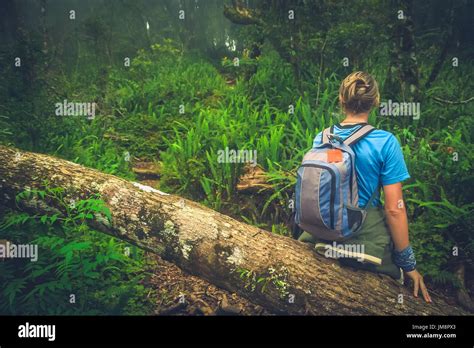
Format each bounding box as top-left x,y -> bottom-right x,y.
294,124 -> 379,241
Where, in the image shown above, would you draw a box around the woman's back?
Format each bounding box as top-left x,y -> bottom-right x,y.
312,122 -> 410,207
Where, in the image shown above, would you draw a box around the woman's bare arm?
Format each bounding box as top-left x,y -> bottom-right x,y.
383,182 -> 432,303
383,183 -> 409,251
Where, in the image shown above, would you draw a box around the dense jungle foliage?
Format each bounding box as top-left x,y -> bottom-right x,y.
0,0 -> 472,314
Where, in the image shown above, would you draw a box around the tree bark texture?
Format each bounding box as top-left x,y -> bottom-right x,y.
0,146 -> 468,315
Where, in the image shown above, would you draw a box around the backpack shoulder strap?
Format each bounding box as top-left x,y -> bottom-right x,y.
321,125 -> 334,144
364,184 -> 380,209
343,124 -> 376,146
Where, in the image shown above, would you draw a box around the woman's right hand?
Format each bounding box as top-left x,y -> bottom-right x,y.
405,269 -> 432,303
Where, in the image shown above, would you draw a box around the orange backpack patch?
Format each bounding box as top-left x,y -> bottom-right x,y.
327,149 -> 343,163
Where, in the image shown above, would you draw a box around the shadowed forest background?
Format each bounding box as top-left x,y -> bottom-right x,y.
0,0 -> 473,315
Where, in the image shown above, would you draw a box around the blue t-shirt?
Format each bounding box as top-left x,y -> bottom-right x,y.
312,123 -> 410,207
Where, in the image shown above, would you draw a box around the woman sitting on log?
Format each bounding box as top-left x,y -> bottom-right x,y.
295,71 -> 431,303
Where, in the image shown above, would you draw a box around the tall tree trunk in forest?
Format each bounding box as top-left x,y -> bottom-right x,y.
385,0 -> 420,103
0,0 -> 19,42
0,146 -> 469,315
40,0 -> 48,56
425,1 -> 456,90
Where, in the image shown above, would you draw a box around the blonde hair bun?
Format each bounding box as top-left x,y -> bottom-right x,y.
339,72 -> 380,114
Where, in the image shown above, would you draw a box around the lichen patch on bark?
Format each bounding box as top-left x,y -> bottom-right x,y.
226,246 -> 244,266
132,182 -> 169,195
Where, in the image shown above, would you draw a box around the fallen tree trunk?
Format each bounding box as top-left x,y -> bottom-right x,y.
0,146 -> 468,315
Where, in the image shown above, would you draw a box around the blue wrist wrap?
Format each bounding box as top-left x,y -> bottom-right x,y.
393,245 -> 416,272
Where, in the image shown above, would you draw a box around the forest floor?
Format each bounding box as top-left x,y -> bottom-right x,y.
146,253 -> 271,315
